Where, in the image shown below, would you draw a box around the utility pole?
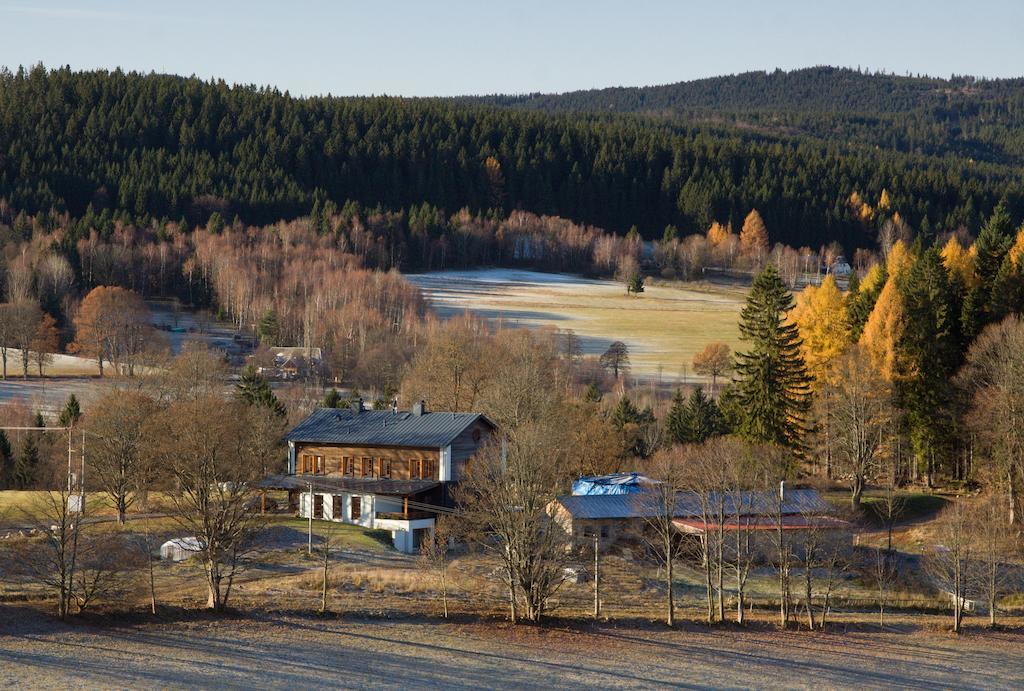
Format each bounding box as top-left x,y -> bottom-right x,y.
307,480 -> 314,556
593,534 -> 601,619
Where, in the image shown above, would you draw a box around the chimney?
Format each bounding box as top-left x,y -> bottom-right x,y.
391,398 -> 398,414
779,480 -> 786,502
412,400 -> 426,417
351,397 -> 363,414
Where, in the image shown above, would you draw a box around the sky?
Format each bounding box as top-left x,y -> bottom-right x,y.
1,1 -> 1022,97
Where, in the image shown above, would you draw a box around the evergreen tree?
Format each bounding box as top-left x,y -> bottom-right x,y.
665,388 -> 688,444
257,310 -> 280,344
0,431 -> 12,489
974,202 -> 1015,323
681,387 -> 726,443
898,246 -> 961,483
626,272 -> 645,295
58,394 -> 82,428
323,388 -> 343,408
667,387 -> 725,445
14,433 -> 40,489
975,203 -> 1014,286
733,264 -> 811,450
582,382 -> 602,403
990,253 -> 1024,320
847,264 -> 886,341
236,364 -> 287,418
611,396 -> 642,429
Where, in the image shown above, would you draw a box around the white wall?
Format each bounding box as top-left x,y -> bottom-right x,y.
299,491 -> 373,528
299,492 -> 436,554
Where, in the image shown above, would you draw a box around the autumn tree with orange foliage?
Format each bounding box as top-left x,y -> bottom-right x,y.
30,312 -> 60,376
691,342 -> 732,395
71,286 -> 154,377
739,209 -> 769,267
860,242 -> 915,381
792,275 -> 850,385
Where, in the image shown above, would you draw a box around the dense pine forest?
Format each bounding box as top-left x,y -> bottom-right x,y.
0,64 -> 1021,253
477,66 -> 1024,164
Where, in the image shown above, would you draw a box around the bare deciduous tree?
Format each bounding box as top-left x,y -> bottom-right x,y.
86,389 -> 158,525
970,494 -> 1019,627
457,421 -> 571,624
147,397 -> 280,612
956,316 -> 1024,525
642,446 -> 689,627
819,346 -> 893,509
925,499 -> 977,633
419,516 -> 453,619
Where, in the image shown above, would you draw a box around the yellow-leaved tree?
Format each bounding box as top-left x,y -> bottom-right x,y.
792,275 -> 850,385
885,240 -> 915,281
1006,225 -> 1024,267
940,236 -> 979,289
739,209 -> 769,264
706,221 -> 732,248
859,241 -> 917,380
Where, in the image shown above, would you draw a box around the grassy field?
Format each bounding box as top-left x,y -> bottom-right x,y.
408,269 -> 746,381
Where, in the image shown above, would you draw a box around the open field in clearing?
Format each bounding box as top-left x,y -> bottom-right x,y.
408,269 -> 746,381
1,609 -> 1022,689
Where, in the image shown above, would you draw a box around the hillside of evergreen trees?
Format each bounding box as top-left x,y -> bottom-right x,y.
476,66 -> 1024,166
0,64 -> 1021,252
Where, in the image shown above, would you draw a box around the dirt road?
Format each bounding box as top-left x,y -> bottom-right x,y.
1,609 -> 1019,689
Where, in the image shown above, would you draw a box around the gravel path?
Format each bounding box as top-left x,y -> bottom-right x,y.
1,609 -> 1020,689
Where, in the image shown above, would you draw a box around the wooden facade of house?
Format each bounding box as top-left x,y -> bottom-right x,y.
263,401 -> 494,553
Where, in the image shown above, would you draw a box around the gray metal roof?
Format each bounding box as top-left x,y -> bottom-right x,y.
555,489 -> 831,520
287,407 -> 493,448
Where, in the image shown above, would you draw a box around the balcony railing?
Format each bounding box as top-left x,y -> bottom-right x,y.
375,510 -> 434,521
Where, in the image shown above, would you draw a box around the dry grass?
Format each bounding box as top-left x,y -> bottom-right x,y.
409,269 -> 746,380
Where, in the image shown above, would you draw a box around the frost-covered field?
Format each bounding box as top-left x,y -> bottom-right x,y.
3,610 -> 1021,689
408,269 -> 745,381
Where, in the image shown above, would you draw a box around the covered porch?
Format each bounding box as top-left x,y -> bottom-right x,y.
260,474 -> 442,554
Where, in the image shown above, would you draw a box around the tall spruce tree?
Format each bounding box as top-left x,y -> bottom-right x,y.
899,246 -> 961,484
733,264 -> 811,450
973,202 -> 1015,325
58,394 -> 82,428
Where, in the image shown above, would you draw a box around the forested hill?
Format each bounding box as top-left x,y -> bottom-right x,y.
0,65 -> 1021,252
476,67 -> 1024,115
474,67 -> 1024,166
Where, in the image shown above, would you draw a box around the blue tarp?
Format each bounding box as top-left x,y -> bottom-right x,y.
572,472 -> 654,496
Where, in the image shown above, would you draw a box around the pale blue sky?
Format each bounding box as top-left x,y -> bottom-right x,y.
1,1 -> 1021,96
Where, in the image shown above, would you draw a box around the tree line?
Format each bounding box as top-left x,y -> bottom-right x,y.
1,64 -> 1021,253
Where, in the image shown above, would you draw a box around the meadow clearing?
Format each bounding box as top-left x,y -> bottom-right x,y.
407,269 -> 747,381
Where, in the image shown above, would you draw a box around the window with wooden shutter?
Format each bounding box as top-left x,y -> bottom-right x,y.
315,455 -> 324,474
332,495 -> 343,520
350,496 -> 361,521
379,458 -> 391,478
343,457 -> 354,476
424,458 -> 436,479
361,457 -> 373,477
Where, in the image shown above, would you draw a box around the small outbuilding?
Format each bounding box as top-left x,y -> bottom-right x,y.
160,537 -> 203,562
